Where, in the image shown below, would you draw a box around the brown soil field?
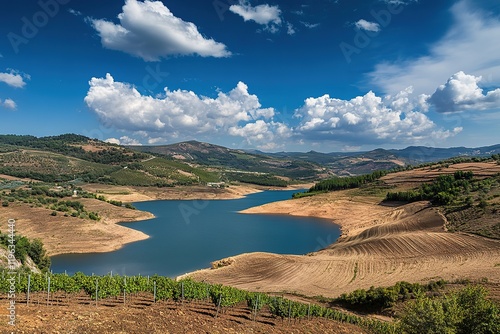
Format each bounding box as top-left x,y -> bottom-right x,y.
0,199 -> 153,256
381,161 -> 500,188
0,293 -> 367,334
186,163 -> 500,298
0,174 -> 41,182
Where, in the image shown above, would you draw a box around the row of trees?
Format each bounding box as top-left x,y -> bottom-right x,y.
337,280 -> 447,311
305,170 -> 388,193
385,171 -> 479,205
1,271 -> 496,333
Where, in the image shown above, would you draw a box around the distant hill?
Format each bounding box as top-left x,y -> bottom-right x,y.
253,145 -> 500,175
1,134 -> 498,184
389,144 -> 500,162
130,140 -> 500,177
128,141 -> 325,180
0,136 -> 322,186
0,135 -> 220,186
258,148 -> 407,176
0,134 -> 150,164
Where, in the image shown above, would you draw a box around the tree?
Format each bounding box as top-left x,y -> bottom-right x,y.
13,236 -> 30,264
456,286 -> 500,334
398,286 -> 500,334
28,239 -> 51,272
398,296 -> 459,334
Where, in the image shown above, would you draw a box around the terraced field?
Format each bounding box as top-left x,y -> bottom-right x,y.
187,163 -> 500,298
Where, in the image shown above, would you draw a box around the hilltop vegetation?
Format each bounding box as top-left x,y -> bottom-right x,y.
385,170 -> 477,205
0,184 -> 108,222
0,134 -> 149,164
2,134 -> 499,188
131,140 -> 324,180
0,135 -> 306,187
383,160 -> 500,239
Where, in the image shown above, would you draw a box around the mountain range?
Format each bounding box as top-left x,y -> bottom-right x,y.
0,134 -> 498,186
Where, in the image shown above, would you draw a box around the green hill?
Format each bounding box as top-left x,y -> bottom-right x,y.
128,140 -> 325,181
0,135 -> 295,187
0,135 -> 220,186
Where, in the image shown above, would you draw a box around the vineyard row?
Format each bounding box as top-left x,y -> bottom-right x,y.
0,272 -> 395,333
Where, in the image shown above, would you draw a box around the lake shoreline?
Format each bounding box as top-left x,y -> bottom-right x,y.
50,188 -> 341,277
184,190 -> 500,298
80,183 -> 313,203
0,183 -> 310,258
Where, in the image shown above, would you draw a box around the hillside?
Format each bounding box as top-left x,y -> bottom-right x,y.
390,144 -> 500,162
187,161 -> 500,299
2,135 -> 498,185
0,135 -> 322,186
265,148 -> 407,176
129,140 -> 326,180
0,135 -> 224,186
0,295 -> 368,334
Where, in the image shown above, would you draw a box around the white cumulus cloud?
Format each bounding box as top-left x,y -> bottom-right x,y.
429,71 -> 500,113
230,1 -> 282,32
68,8 -> 82,16
355,19 -> 380,32
369,0 -> 500,96
85,74 -> 288,149
300,21 -> 320,29
0,98 -> 17,110
230,1 -> 281,25
91,0 -> 231,61
105,136 -> 142,145
294,89 -> 460,145
383,0 -> 417,5
0,70 -> 29,88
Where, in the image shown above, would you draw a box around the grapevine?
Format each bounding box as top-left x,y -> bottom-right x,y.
0,270 -> 395,333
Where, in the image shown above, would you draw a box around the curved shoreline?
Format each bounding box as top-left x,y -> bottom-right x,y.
1,183 -> 312,258
184,191 -> 500,298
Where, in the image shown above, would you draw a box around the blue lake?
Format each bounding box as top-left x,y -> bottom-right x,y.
50,189 -> 340,277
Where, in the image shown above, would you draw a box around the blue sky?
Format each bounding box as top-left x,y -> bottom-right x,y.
0,0 -> 499,152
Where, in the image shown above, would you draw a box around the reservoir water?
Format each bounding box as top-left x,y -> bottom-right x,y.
51,189 -> 341,277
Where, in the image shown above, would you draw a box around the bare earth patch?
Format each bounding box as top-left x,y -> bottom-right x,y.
80,183 -> 312,202
0,200 -> 153,256
381,162 -> 500,189
0,293 -> 367,334
186,191 -> 500,298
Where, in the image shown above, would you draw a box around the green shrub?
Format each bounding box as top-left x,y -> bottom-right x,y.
398,286 -> 500,334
